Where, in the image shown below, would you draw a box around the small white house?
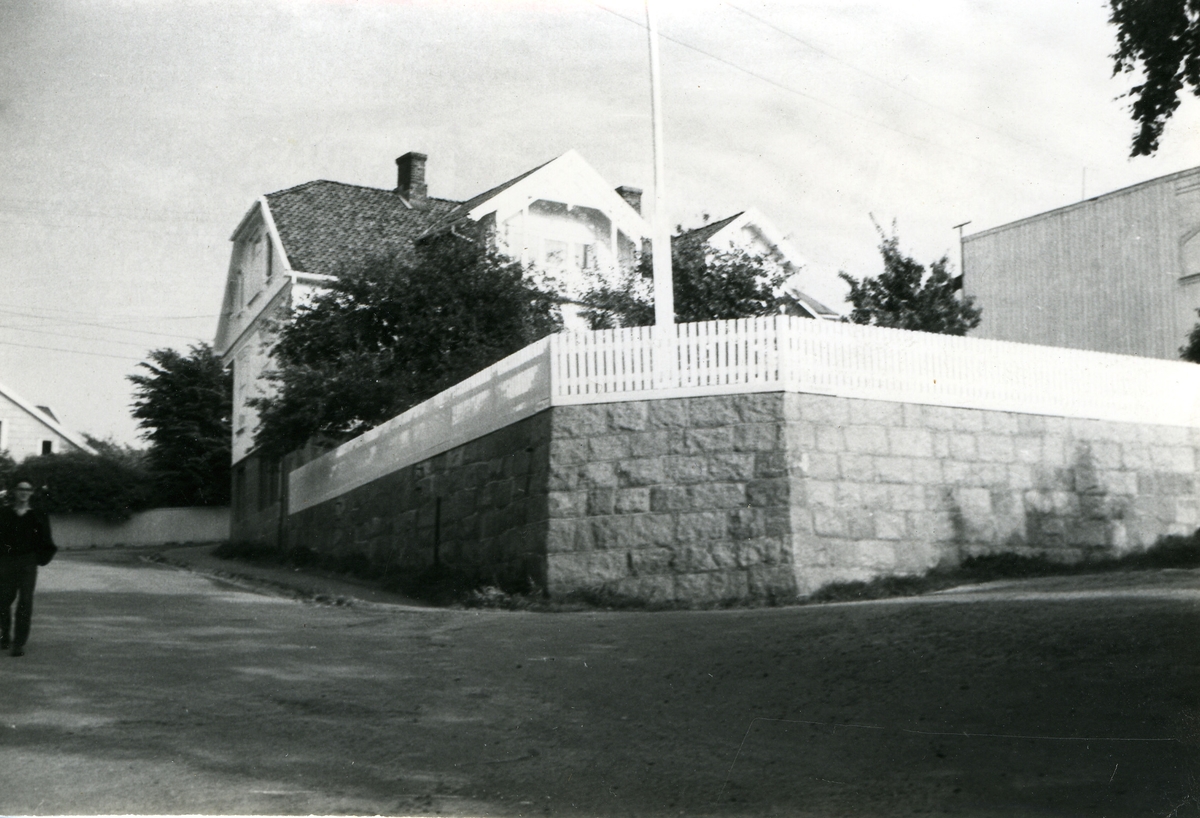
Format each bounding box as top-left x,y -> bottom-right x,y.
0,380 -> 95,460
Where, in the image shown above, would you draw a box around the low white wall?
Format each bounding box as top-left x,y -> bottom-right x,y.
50,507 -> 230,549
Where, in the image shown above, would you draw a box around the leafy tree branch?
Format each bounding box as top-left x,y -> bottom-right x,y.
251,236 -> 561,457
839,223 -> 981,336
1110,0 -> 1200,155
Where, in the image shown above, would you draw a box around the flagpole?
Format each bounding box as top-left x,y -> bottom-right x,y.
646,0 -> 674,328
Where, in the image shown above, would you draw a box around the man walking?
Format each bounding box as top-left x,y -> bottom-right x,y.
0,481 -> 57,657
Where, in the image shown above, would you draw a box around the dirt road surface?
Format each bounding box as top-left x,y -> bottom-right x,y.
0,548 -> 1196,816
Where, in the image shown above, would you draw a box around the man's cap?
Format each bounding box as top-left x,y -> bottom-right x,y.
13,482 -> 33,491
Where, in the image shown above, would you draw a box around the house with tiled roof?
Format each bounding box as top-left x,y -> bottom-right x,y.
0,379 -> 96,460
214,150 -> 836,541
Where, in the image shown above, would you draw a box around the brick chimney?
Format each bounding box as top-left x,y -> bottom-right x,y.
396,152 -> 428,204
616,185 -> 642,214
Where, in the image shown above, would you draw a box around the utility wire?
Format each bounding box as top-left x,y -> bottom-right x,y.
0,197 -> 225,224
0,213 -> 216,236
0,308 -> 207,341
0,303 -> 218,322
0,323 -> 163,351
0,339 -> 144,362
581,0 -> 1038,176
725,2 -> 1068,162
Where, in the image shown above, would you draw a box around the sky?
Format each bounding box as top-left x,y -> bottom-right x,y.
2,0 -> 1199,448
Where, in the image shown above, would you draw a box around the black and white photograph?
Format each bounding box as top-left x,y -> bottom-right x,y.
1,0 -> 1199,814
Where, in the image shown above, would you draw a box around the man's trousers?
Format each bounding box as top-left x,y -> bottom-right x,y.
0,558 -> 37,647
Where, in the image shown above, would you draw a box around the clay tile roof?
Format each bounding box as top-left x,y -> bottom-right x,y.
265,181 -> 462,276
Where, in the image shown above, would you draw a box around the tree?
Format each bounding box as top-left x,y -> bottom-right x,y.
251,235 -> 562,457
1110,0 -> 1200,156
578,228 -> 787,329
82,434 -> 149,472
839,225 -> 982,335
1180,310 -> 1200,361
129,343 -> 232,506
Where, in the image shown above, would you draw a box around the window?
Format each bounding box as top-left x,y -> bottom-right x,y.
1183,230 -> 1200,279
41,440 -> 52,455
575,243 -> 595,272
544,239 -> 567,271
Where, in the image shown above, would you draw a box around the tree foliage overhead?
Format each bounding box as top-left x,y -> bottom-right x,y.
578,228 -> 788,329
1110,0 -> 1200,156
251,236 -> 562,457
129,343 -> 231,506
838,224 -> 982,336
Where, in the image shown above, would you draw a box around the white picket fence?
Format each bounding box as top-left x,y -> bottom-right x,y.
288,316 -> 1200,513
549,316 -> 1200,426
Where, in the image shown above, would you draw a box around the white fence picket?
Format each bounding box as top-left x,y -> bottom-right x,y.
290,316 -> 1200,514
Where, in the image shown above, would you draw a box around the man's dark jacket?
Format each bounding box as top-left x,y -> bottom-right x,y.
0,507 -> 57,566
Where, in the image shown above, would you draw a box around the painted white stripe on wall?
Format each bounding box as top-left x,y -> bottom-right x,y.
289,316 -> 1200,514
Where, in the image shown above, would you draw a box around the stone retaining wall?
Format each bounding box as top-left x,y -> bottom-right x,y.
286,412 -> 551,590
785,393 -> 1196,593
545,392 -> 1198,600
283,390 -> 1199,602
545,394 -> 795,602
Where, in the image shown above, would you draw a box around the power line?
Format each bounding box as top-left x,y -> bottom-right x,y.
0,339 -> 144,362
0,308 -> 207,341
0,323 -> 160,351
725,3 -> 1069,162
0,213 -> 218,236
580,0 -> 1039,176
0,197 -> 225,224
0,302 -> 218,322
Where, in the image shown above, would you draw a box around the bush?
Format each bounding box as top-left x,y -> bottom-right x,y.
13,450 -> 156,521
1120,532 -> 1200,569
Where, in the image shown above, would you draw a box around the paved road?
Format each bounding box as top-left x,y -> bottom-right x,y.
0,549 -> 1197,816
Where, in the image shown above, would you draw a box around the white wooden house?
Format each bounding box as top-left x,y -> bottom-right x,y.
213,150 -> 835,542
0,379 -> 95,460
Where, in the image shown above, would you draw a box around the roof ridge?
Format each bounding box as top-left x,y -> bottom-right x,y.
965,164 -> 1200,241
677,211 -> 744,242
266,179 -> 341,197
416,154 -> 568,239
266,179 -> 462,205
0,379 -> 95,454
